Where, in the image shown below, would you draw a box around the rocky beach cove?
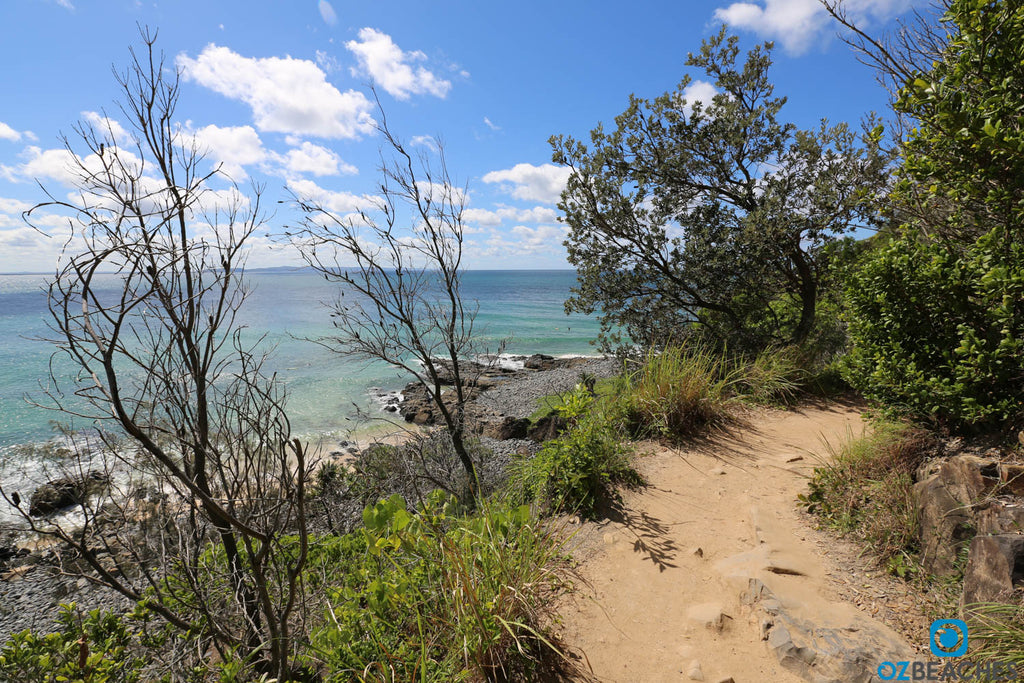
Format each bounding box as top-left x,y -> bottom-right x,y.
0,354 -> 618,642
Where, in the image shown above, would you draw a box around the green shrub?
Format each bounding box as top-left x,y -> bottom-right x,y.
800,420 -> 938,572
310,493 -> 572,681
514,385 -> 639,519
843,228 -> 1024,431
0,605 -> 151,683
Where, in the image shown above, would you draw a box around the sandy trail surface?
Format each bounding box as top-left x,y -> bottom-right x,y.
554,401 -> 914,683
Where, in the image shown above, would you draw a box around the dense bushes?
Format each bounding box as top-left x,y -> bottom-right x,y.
843,228 -> 1024,430
514,385 -> 638,518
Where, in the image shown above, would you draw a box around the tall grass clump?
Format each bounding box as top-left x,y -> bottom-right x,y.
310,492 -> 574,681
733,346 -> 804,406
514,385 -> 639,519
800,421 -> 938,575
614,345 -> 738,440
964,602 -> 1024,675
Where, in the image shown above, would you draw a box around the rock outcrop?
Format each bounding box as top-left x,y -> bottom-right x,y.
914,452 -> 1024,610
742,579 -> 912,683
29,471 -> 110,516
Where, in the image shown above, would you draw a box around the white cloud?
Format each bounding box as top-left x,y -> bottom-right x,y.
345,28 -> 451,100
482,163 -> 571,204
0,197 -> 33,215
288,178 -> 378,215
477,224 -> 568,259
463,205 -> 559,229
1,146 -> 80,185
410,135 -> 438,151
318,0 -> 338,26
315,49 -> 342,74
80,111 -> 132,145
177,45 -> 376,139
190,124 -> 266,179
283,141 -> 357,177
483,117 -> 500,131
0,122 -> 22,142
713,0 -> 914,55
681,80 -> 718,113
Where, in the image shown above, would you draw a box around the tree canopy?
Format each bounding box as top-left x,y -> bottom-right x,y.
551,28 -> 891,352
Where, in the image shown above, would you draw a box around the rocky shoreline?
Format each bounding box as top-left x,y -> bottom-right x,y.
0,354 -> 617,643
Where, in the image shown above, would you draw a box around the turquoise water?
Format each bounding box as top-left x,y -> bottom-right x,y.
0,269 -> 600,449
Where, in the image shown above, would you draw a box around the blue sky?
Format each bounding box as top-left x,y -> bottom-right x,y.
0,0 -> 919,272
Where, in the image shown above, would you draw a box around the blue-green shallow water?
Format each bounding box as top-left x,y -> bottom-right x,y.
0,269 -> 600,450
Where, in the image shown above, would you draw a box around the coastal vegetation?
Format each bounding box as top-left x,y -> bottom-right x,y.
5,0 -> 1024,679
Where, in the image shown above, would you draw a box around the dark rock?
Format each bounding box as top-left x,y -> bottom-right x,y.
961,534 -> 1024,606
478,416 -> 530,441
1000,464 -> 1024,497
29,472 -> 110,516
528,414 -> 568,442
524,353 -> 556,370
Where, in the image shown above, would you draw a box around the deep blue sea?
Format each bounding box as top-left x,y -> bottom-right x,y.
0,268 -> 600,453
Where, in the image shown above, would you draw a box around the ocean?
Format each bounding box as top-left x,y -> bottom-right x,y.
0,269 -> 601,516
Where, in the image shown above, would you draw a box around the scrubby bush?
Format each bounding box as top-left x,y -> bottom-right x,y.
0,605 -> 152,683
514,385 -> 638,518
843,228 -> 1024,430
800,420 -> 938,575
310,493 -> 572,681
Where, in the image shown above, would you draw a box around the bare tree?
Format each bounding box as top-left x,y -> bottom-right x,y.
2,29 -> 311,680
290,109 -> 485,501
821,0 -> 954,135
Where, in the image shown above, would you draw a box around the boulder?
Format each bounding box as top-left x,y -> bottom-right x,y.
29,471 -> 110,516
914,454 -> 1003,576
961,534 -> 1024,606
524,353 -> 556,370
527,414 -> 568,442
975,499 -> 1024,536
478,415 -> 530,441
914,473 -> 975,576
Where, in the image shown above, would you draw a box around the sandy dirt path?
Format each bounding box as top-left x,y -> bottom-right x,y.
554,402 -> 913,683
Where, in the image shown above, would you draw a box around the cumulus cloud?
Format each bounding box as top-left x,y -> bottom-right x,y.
713,0 -> 914,55
0,121 -> 26,142
1,146 -> 81,185
681,80 -> 718,113
476,224 -> 568,259
288,178 -> 378,215
345,28 -> 451,100
177,45 -> 376,139
482,163 -> 571,204
283,141 -> 357,176
190,124 -> 267,179
463,205 -> 558,229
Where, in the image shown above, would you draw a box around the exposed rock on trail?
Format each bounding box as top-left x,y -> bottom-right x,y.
555,404 -> 915,683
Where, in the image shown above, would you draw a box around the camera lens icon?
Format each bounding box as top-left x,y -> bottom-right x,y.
930,619 -> 968,658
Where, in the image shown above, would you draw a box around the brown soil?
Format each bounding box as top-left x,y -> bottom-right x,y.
553,401 -> 934,682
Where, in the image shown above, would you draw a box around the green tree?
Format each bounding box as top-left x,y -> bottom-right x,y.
550,28 -> 890,352
842,0 -> 1024,430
